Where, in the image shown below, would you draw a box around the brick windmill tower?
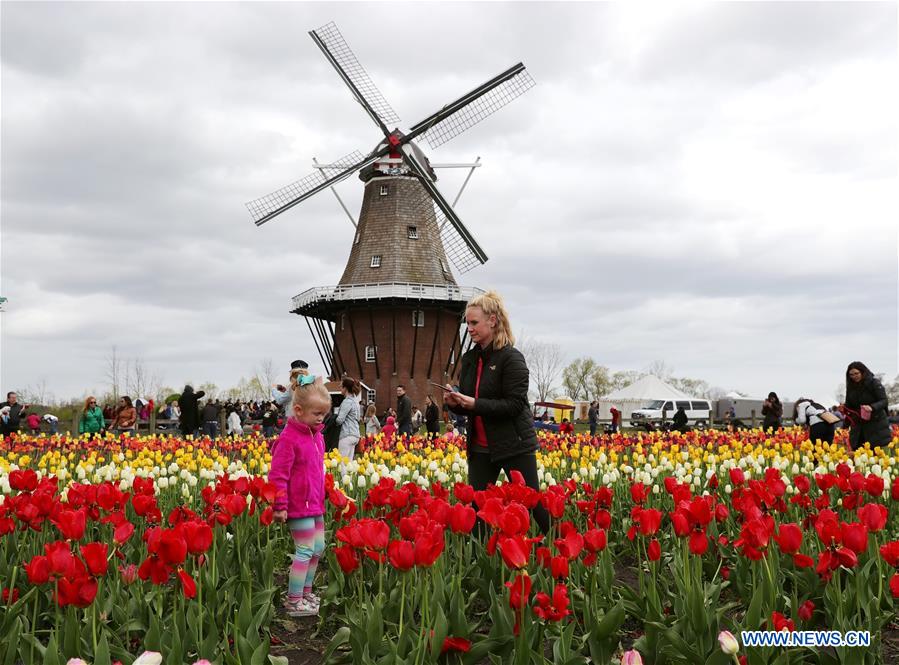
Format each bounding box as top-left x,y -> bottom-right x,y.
247,22 -> 534,413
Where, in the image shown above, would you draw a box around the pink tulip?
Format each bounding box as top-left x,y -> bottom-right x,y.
622,650 -> 644,665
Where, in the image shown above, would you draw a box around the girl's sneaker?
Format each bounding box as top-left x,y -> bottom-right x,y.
284,597 -> 318,618
304,592 -> 321,610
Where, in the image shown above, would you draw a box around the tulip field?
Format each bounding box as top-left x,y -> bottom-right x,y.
2,428 -> 899,665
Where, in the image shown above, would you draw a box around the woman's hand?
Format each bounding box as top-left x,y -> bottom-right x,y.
445,388 -> 475,410
273,510 -> 288,523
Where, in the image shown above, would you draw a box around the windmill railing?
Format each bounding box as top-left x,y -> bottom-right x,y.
290,282 -> 485,312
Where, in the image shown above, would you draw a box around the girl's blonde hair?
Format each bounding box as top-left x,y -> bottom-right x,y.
364,403 -> 377,419
466,290 -> 515,349
289,368 -> 331,410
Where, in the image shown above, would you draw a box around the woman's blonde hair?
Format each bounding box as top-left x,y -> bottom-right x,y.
466,290 -> 514,349
289,368 -> 331,410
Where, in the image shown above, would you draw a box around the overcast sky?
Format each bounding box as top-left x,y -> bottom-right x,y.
1,2 -> 896,405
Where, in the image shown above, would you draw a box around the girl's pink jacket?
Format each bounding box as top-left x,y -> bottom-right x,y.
269,418 -> 326,518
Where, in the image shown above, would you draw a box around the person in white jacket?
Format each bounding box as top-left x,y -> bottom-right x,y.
226,408 -> 243,438
794,398 -> 835,445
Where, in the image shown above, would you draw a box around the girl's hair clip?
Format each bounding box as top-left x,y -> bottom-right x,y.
298,374 -> 317,386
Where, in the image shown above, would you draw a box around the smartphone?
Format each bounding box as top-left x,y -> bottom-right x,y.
429,381 -> 459,392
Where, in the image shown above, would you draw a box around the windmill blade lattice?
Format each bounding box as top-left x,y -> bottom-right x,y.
416,69 -> 535,149
246,151 -> 365,225
410,187 -> 485,274
311,22 -> 401,129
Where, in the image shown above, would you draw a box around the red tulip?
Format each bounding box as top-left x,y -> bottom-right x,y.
334,545 -> 359,574
359,519 -> 390,550
583,528 -> 607,553
792,553 -> 815,568
9,469 -> 38,492
729,468 -> 746,486
57,575 -> 97,608
770,611 -> 795,632
177,569 -> 197,599
182,520 -> 213,555
52,508 -> 87,541
44,541 -> 76,578
630,483 -> 649,504
441,637 -> 471,654
550,555 -> 569,579
533,583 -> 571,622
798,600 -> 815,621
857,503 -> 888,532
774,523 -> 803,554
413,527 -> 445,568
688,531 -> 708,556
113,520 -> 135,545
891,573 -> 899,598
80,542 -> 109,577
25,555 -> 50,585
505,572 -> 532,610
387,540 -> 415,572
639,509 -> 662,536
880,541 -> 899,567
865,474 -> 885,497
840,523 -> 869,554
554,528 -> 584,560
448,504 -> 476,534
453,483 -> 475,504
647,539 -> 661,561
1,588 -> 19,605
118,563 -> 138,585
499,535 -> 530,570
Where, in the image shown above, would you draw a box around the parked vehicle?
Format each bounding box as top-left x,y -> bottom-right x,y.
629,399 -> 712,428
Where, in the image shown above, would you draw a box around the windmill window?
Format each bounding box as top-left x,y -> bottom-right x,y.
440,259 -> 452,278
412,310 -> 425,327
407,225 -> 418,239
367,388 -> 376,404
370,255 -> 381,268
379,185 -> 389,197
365,346 -> 377,362
354,231 -> 360,245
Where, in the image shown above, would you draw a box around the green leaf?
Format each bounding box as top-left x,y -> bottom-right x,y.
594,601 -> 626,640
268,657 -> 290,665
250,639 -> 269,665
62,609 -> 80,658
17,633 -> 47,665
93,632 -> 112,665
462,636 -> 513,665
1,616 -> 22,665
321,626 -> 351,663
43,634 -> 62,665
236,633 -> 254,665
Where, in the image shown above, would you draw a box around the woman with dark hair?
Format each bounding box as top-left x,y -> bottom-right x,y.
425,395 -> 440,439
110,396 -> 137,435
444,290 -> 550,535
179,385 -> 206,437
336,377 -> 361,462
841,361 -> 891,450
762,392 -> 783,432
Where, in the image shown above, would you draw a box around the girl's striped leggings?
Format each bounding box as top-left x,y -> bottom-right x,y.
287,515 -> 325,601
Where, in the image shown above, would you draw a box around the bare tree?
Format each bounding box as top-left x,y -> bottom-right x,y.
254,359 -> 279,393
562,357 -> 596,400
519,338 -> 563,402
104,345 -> 124,403
198,382 -> 219,401
19,378 -> 53,407
645,360 -> 674,380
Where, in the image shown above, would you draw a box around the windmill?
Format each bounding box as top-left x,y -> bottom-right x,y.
247,21 -> 534,413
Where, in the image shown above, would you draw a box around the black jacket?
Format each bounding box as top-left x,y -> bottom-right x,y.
425,403 -> 440,432
846,377 -> 892,448
450,343 -> 538,461
396,394 -> 412,429
179,389 -> 205,435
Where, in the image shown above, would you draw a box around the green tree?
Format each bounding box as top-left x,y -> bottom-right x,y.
588,365 -> 613,398
562,357 -> 596,400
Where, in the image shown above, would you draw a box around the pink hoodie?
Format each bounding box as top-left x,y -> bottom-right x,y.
269,418 -> 325,518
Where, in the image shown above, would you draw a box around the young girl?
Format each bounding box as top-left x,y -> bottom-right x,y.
269,370 -> 331,617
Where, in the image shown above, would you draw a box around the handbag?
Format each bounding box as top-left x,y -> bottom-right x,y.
859,405 -> 872,421
818,411 -> 840,425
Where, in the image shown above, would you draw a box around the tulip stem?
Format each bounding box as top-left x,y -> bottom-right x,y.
399,574 -> 405,636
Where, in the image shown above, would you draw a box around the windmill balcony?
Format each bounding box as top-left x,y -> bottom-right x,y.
290,282 -> 485,314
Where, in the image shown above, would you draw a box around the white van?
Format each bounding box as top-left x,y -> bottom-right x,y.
629,399 -> 712,427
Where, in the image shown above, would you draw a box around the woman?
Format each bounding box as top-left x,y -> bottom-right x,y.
110,396 -> 137,435
425,395 -> 440,439
794,397 -> 836,445
841,361 -> 891,450
226,407 -> 243,438
79,396 -> 106,437
364,403 -> 381,436
179,385 -> 205,437
761,392 -> 783,432
444,290 -> 550,535
335,377 -> 361,462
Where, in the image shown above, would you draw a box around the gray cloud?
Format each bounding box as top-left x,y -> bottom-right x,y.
1,2 -> 896,405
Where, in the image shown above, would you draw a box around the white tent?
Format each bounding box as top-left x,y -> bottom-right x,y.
596,374 -> 695,420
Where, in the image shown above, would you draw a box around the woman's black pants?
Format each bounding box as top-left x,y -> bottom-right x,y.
468,449 -> 550,535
